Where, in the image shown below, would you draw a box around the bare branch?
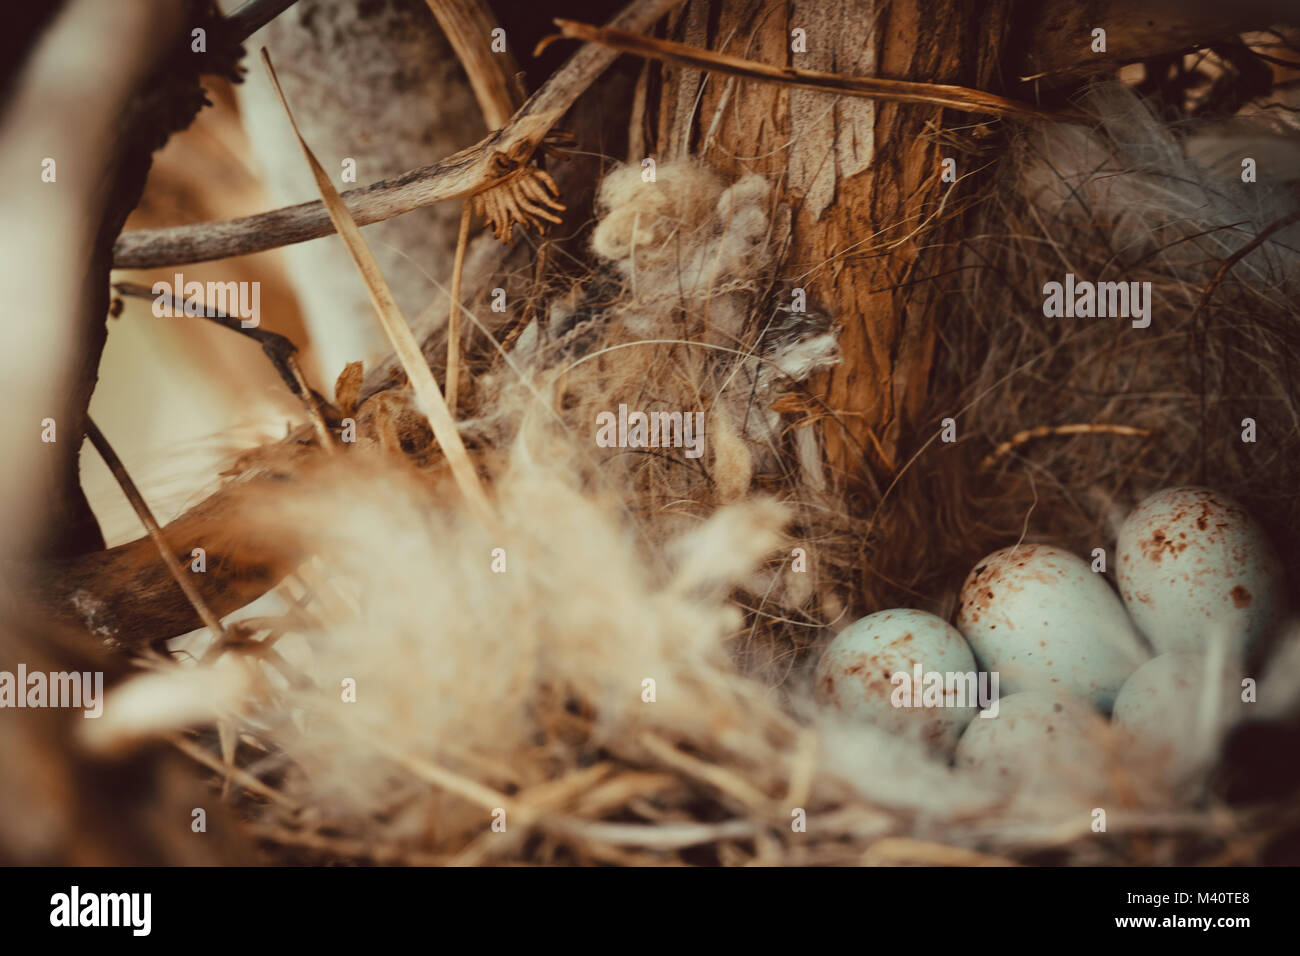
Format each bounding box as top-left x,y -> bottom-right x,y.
112,0 -> 687,270
17,457 -> 305,649
544,18 -> 1083,123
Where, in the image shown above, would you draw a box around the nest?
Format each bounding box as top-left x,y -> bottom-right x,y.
50,76 -> 1298,866
8,0 -> 1300,867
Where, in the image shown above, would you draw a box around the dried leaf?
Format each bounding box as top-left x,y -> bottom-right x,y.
334,360 -> 364,417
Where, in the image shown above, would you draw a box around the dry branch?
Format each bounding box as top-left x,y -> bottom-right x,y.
18,460 -> 303,648
112,0 -> 687,269
545,18 -> 1084,123
112,281 -> 334,448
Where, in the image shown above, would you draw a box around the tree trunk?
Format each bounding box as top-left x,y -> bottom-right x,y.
649,0 -> 1013,488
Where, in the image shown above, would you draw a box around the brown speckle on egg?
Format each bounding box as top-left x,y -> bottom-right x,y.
1117,487 -> 1281,655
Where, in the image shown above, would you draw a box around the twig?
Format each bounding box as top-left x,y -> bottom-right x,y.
446,202 -> 472,413
244,823 -> 447,864
637,732 -> 769,810
980,423 -> 1153,470
112,0 -> 688,269
544,18 -> 1085,124
1191,208 -> 1300,326
351,723 -> 513,813
23,469 -> 302,646
112,281 -> 334,450
428,0 -> 562,311
446,764 -> 614,866
84,418 -> 231,648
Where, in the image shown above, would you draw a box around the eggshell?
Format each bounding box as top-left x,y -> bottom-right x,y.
1112,651 -> 1245,791
814,609 -> 980,753
1116,487 -> 1284,655
955,691 -> 1111,804
957,544 -> 1149,710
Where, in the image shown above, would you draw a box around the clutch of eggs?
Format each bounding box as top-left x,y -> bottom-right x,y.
815,485 -> 1285,802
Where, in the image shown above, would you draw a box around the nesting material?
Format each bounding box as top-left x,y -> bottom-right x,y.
478,159 -> 842,617
590,161 -> 774,315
